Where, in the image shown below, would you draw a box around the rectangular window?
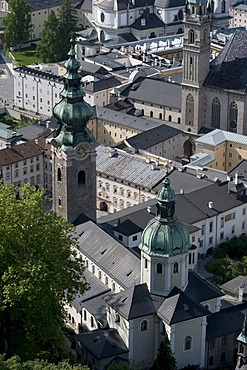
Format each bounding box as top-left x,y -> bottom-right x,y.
221,217 -> 224,227
242,221 -> 245,230
209,222 -> 213,233
220,232 -> 224,240
243,208 -> 246,215
232,225 -> 235,234
132,235 -> 137,241
233,212 -> 236,219
209,237 -> 213,245
201,225 -> 205,235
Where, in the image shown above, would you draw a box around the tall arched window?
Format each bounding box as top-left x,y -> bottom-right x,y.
140,319 -> 148,331
188,29 -> 195,44
157,263 -> 163,274
173,262 -> 179,273
184,336 -> 192,351
211,97 -> 221,128
78,170 -> 86,185
229,101 -> 238,132
57,168 -> 62,181
185,94 -> 194,126
221,0 -> 225,12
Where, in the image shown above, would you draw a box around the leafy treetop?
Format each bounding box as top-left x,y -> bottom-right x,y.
0,183 -> 87,343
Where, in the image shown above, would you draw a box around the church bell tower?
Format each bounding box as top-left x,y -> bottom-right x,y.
139,177 -> 190,296
181,0 -> 211,134
51,38 -> 97,224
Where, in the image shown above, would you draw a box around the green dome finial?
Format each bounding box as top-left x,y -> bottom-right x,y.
139,177 -> 190,257
52,35 -> 95,151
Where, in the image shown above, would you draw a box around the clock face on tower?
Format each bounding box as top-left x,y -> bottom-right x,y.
76,142 -> 90,156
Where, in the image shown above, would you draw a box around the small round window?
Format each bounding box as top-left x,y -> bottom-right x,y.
101,12 -> 105,22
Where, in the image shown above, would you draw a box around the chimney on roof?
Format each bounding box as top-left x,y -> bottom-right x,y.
208,201 -> 213,209
6,142 -> 11,149
35,139 -> 38,145
46,120 -> 50,128
239,285 -> 244,302
235,171 -> 239,185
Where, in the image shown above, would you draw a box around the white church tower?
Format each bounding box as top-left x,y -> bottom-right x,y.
139,177 -> 190,296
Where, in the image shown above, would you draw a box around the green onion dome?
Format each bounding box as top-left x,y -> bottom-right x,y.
139,177 -> 190,257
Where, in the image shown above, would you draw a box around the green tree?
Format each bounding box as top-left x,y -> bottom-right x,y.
206,256 -> 242,284
36,11 -> 62,63
3,0 -> 32,49
0,356 -> 89,369
0,183 -> 87,343
151,336 -> 177,370
57,0 -> 78,60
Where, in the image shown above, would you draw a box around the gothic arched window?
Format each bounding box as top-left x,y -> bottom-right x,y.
211,0 -> 214,12
221,0 -> 225,13
188,29 -> 195,44
184,336 -> 192,351
140,319 -> 148,331
185,94 -> 194,126
211,97 -> 221,128
157,263 -> 163,274
78,170 -> 86,185
173,262 -> 179,273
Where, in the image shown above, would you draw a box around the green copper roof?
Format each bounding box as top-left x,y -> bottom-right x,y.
139,177 -> 190,257
52,37 -> 95,151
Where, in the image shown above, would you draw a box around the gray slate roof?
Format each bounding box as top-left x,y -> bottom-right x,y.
206,303 -> 247,340
221,276 -> 247,297
155,0 -> 185,8
76,221 -> 141,288
121,77 -> 181,108
77,329 -> 129,359
114,219 -> 143,236
185,272 -> 223,304
26,0 -> 78,11
228,160 -> 247,182
158,288 -> 209,324
124,124 -> 182,150
72,269 -> 111,311
104,283 -> 156,320
205,29 -> 247,93
131,13 -> 165,30
82,294 -> 114,325
96,145 -> 168,189
93,106 -> 162,131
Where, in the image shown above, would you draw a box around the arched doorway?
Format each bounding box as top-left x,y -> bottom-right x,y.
206,247 -> 213,257
183,139 -> 193,158
100,201 -> 108,212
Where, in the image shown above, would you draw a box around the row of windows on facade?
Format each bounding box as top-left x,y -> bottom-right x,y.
18,92 -> 54,105
199,211 -> 244,235
84,259 -> 118,291
10,176 -> 41,186
185,95 -> 238,129
142,109 -> 181,123
98,181 -> 152,196
5,164 -> 41,179
144,260 -> 180,274
18,83 -> 58,94
5,157 -> 40,171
